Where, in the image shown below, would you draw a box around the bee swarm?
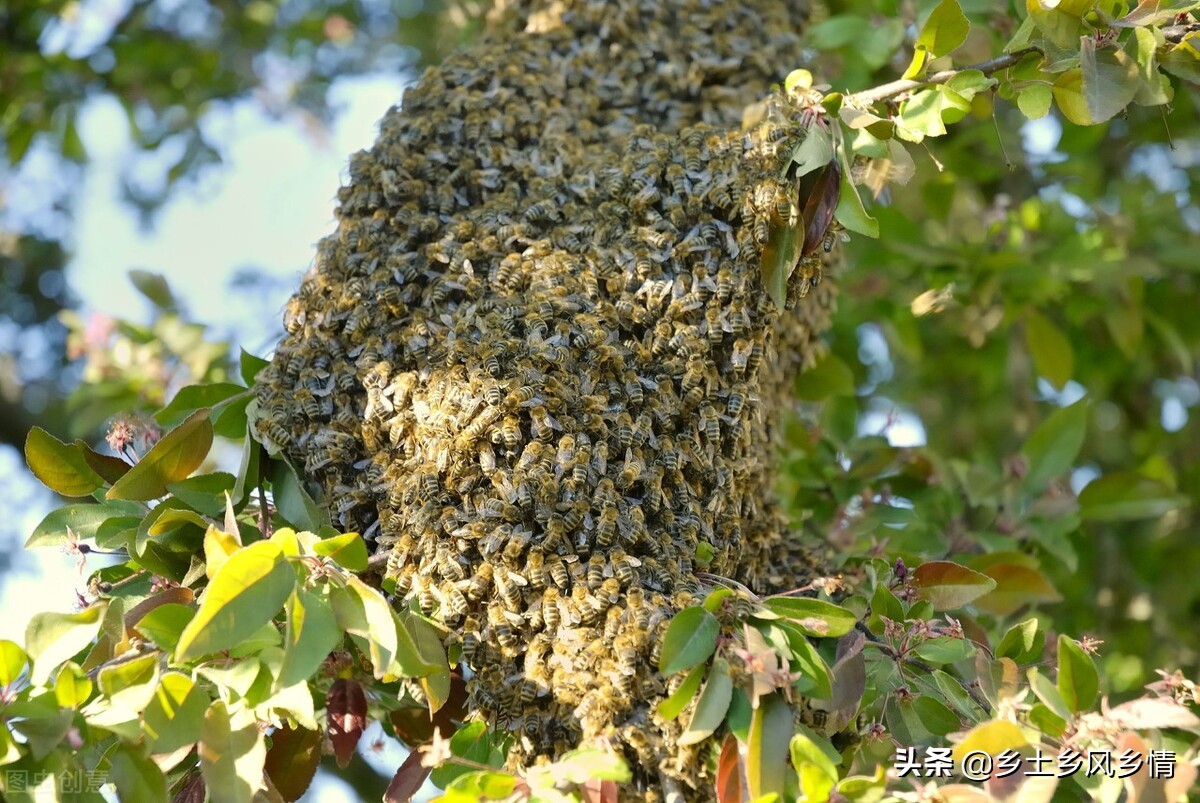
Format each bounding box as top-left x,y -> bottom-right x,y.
255,0 -> 837,797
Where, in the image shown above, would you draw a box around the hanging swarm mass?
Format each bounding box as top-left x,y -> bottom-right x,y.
255,0 -> 838,796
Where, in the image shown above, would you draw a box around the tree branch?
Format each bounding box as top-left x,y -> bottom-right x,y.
847,48 -> 1040,106
846,22 -> 1200,107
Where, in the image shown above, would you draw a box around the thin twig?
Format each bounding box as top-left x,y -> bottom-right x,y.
855,622 -> 993,715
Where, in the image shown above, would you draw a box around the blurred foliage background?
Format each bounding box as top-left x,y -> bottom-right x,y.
1,0 -> 1197,754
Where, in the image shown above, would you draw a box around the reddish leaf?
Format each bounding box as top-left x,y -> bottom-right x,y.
385,749 -> 431,803
264,726 -> 322,801
716,733 -> 744,803
171,770 -> 206,803
580,778 -> 619,803
799,159 -> 841,256
327,678 -> 368,768
78,440 -> 132,484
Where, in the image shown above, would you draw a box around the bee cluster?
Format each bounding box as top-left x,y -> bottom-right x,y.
256,0 -> 837,797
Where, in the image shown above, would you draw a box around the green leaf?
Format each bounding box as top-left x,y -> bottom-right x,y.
917,0 -> 970,59
1024,310 -> 1074,391
431,722 -> 502,789
912,696 -> 962,736
11,708 -> 75,761
107,409 -> 214,501
762,597 -> 857,638
1161,32 -> 1200,82
1078,472 -> 1187,521
746,694 -> 792,800
1021,399 -> 1088,491
911,561 -> 996,611
199,700 -> 267,803
775,621 -> 833,699
128,270 -> 177,311
1079,38 -> 1140,124
1056,634 -> 1098,713
911,636 -> 976,665
280,587 -> 342,689
1129,27 -> 1173,106
134,604 -> 194,653
897,89 -> 948,140
791,729 -> 839,802
1026,0 -> 1095,49
154,384 -> 246,428
1016,83 -> 1054,119
334,576 -> 438,678
658,607 -> 720,675
174,541 -> 296,662
107,743 -> 168,803
269,459 -> 329,532
24,427 -> 106,497
312,531 -> 369,572
834,168 -> 879,237
0,640 -> 28,685
142,672 -> 209,754
26,603 -> 107,685
240,349 -> 270,386
679,659 -> 733,745
1028,667 -> 1072,720
166,472 -> 237,517
996,619 -> 1045,664
657,663 -> 705,720
794,354 -> 855,401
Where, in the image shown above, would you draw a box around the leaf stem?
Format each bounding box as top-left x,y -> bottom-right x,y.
847,47 -> 1040,106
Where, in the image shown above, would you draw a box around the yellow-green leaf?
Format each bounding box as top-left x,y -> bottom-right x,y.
175,541 -> 296,663
143,672 -> 209,754
747,694 -> 792,800
280,587 -> 341,689
1052,68 -> 1091,125
312,531 -> 368,572
199,700 -> 266,803
791,728 -> 839,801
917,0 -> 970,59
951,719 -> 1028,764
107,409 -> 214,501
26,603 -> 107,685
0,640 -> 28,685
24,427 -> 105,497
1016,84 -> 1053,119
54,663 -> 92,708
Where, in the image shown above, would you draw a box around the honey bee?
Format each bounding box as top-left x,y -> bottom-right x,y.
547,557 -> 570,590
542,588 -> 562,629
